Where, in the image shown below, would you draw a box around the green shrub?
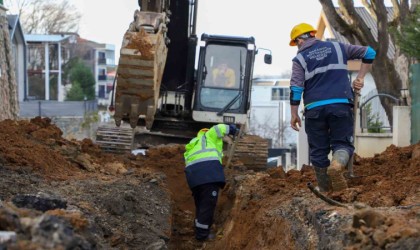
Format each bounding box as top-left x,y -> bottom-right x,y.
67,60 -> 95,100
364,103 -> 384,133
66,81 -> 84,101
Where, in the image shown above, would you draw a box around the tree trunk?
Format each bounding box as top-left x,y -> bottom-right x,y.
318,0 -> 418,125
370,55 -> 402,122
0,9 -> 19,120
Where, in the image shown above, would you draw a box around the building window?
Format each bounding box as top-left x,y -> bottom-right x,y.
98,85 -> 105,98
271,87 -> 290,101
98,68 -> 106,81
98,52 -> 106,64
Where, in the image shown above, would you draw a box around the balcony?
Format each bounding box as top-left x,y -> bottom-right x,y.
98,58 -> 106,65
98,75 -> 107,81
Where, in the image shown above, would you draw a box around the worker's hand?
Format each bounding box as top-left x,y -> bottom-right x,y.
352,78 -> 364,92
290,114 -> 301,132
222,135 -> 233,145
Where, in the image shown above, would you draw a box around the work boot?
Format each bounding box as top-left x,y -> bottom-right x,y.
196,233 -> 215,242
327,150 -> 349,192
314,166 -> 331,192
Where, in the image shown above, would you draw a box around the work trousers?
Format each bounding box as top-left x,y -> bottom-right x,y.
191,182 -> 220,240
305,103 -> 354,168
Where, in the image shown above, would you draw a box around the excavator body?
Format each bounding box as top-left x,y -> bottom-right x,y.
96,0 -> 271,169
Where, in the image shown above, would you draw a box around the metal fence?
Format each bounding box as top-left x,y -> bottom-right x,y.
19,100 -> 98,117
359,90 -> 399,133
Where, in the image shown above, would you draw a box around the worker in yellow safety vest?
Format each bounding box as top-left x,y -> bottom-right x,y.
184,123 -> 237,241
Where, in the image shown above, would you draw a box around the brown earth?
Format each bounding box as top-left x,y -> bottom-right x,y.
0,117 -> 419,249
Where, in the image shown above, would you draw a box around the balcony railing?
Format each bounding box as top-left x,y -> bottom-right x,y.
20,100 -> 98,117
98,58 -> 106,65
98,75 -> 107,81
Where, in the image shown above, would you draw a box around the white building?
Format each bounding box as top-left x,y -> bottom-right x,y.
249,78 -> 297,148
7,15 -> 26,102
25,34 -> 76,101
90,43 -> 116,106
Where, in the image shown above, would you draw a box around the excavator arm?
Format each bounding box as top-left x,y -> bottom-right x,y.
113,1 -> 170,129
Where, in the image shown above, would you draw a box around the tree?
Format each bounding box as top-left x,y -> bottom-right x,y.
318,0 -> 419,123
66,81 -> 84,101
3,0 -> 31,16
67,60 -> 95,100
392,5 -> 420,60
13,0 -> 82,34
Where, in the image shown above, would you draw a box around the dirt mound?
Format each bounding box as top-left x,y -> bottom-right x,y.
205,143 -> 420,250
0,117 -> 419,249
0,117 -> 125,180
0,118 -> 173,249
336,144 -> 420,206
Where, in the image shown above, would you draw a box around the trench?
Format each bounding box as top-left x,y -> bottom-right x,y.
145,143 -> 420,250
153,153 -> 420,250
155,162 -> 334,250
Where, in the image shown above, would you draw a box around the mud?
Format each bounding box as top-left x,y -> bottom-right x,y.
0,117 -> 419,249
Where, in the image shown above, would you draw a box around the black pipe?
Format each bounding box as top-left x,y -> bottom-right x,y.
307,182 -> 348,208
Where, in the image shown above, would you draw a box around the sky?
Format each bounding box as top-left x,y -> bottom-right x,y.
70,0 -> 325,76
6,0 -> 323,76
6,0 -> 394,76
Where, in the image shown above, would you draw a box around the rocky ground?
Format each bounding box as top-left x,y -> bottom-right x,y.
0,117 -> 419,249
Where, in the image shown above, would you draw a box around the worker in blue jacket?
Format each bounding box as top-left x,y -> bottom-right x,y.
184,123 -> 237,241
288,23 -> 376,192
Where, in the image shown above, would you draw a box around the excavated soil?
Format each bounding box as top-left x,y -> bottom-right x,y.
0,117 -> 419,249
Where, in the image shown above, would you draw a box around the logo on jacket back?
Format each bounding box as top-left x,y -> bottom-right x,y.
308,47 -> 332,61
212,191 -> 218,197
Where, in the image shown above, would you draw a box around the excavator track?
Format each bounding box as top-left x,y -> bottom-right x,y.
232,134 -> 269,171
95,125 -> 134,154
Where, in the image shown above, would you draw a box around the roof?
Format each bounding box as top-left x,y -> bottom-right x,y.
24,34 -> 73,43
77,37 -> 115,51
320,7 -> 395,59
7,15 -> 26,44
253,78 -> 290,87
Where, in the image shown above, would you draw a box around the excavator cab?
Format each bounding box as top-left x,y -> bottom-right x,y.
192,34 -> 268,125
97,0 -> 271,163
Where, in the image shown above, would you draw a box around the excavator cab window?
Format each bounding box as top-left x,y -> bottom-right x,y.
198,44 -> 246,110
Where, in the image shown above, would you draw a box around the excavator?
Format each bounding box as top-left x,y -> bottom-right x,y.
96,0 -> 272,169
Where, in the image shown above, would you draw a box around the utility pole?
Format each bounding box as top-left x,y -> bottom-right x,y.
278,100 -> 284,147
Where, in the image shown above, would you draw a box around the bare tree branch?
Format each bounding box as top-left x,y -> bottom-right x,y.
20,0 -> 81,34
4,0 -> 31,16
372,0 -> 392,65
319,0 -> 358,43
339,0 -> 377,46
318,0 -> 415,124
361,0 -> 375,18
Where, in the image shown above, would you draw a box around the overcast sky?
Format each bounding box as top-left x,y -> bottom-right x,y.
68,0 -> 325,76
6,0 -> 394,76
6,0 -> 324,75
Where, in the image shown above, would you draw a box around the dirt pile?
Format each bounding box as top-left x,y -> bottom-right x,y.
0,117 -> 419,249
0,118 -> 173,249
207,144 -> 420,249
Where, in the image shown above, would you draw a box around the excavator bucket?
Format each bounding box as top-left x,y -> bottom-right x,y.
114,10 -> 168,129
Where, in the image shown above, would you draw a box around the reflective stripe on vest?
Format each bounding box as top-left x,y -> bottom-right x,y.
214,125 -> 223,138
296,42 -> 347,81
185,135 -> 222,168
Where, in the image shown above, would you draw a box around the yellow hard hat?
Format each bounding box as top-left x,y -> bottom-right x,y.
289,23 -> 317,46
197,128 -> 209,136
